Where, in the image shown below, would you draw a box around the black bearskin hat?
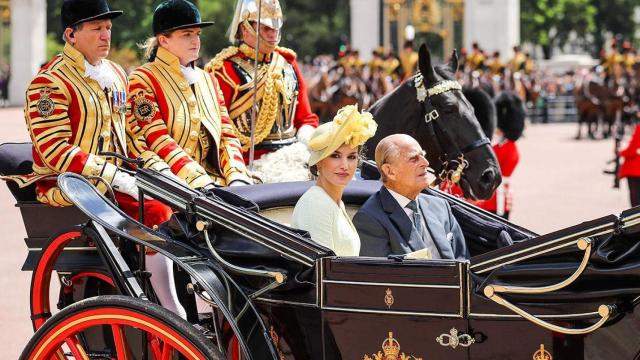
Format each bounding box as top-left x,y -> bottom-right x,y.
495,91 -> 526,141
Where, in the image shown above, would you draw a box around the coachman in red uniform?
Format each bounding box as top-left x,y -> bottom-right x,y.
204,0 -> 318,163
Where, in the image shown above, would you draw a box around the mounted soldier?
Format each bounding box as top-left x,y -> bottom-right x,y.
205,0 -> 318,164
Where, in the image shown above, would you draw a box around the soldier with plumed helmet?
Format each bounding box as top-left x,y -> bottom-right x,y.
205,0 -> 319,163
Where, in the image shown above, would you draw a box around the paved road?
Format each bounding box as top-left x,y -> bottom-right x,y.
0,107 -> 629,357
509,122 -> 628,234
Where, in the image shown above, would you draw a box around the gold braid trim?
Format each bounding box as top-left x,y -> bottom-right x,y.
233,71 -> 283,151
205,46 -> 240,72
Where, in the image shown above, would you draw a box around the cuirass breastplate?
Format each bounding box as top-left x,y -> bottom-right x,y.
231,57 -> 299,147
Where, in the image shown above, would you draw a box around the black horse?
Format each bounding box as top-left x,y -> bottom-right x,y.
366,45 -> 500,200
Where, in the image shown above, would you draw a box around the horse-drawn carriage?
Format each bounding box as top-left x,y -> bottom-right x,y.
2,142 -> 640,359
3,45 -> 640,359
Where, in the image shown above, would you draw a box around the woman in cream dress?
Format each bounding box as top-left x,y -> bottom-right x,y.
292,105 -> 377,256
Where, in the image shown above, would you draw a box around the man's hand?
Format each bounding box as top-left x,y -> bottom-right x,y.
111,170 -> 141,200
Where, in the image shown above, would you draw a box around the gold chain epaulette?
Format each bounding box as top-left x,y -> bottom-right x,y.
204,46 -> 240,72
234,72 -> 283,151
275,46 -> 297,59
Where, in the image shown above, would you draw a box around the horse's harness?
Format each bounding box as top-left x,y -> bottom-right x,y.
414,73 -> 490,186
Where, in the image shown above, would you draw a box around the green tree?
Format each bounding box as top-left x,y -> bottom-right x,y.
279,0 -> 350,58
198,0 -> 237,61
521,0 -> 596,59
590,0 -> 638,55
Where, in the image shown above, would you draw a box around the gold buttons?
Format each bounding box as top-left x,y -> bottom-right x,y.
188,99 -> 197,108
185,148 -> 192,155
191,116 -> 200,124
179,82 -> 189,91
98,92 -> 105,100
189,131 -> 198,140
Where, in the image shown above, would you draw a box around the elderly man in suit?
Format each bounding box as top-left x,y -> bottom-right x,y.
354,134 -> 468,259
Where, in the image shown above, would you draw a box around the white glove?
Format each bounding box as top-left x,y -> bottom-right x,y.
111,170 -> 141,200
296,125 -> 316,146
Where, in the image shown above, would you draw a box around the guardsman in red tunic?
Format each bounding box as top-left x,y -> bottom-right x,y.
205,0 -> 318,163
472,92 -> 525,219
442,91 -> 524,219
619,123 -> 640,207
128,0 -> 250,189
7,0 -> 172,227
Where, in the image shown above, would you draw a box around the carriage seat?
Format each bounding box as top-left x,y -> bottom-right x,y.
222,180 -> 381,209
0,142 -> 37,202
222,180 -> 381,224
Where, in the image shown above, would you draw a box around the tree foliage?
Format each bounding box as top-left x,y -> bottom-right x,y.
590,0 -> 639,53
521,0 -> 596,59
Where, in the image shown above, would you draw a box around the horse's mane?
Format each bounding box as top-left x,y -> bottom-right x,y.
462,87 -> 496,140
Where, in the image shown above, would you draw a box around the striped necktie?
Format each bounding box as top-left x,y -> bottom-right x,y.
405,200 -> 422,234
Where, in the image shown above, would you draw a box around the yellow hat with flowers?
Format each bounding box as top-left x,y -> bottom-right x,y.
307,105 -> 378,166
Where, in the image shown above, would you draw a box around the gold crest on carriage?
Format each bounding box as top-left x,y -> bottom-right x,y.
363,332 -> 422,360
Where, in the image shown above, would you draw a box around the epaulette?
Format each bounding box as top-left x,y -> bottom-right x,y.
205,46 -> 239,72
275,46 -> 297,61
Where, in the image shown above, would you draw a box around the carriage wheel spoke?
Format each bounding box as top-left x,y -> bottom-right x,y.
161,341 -> 174,360
149,335 -> 163,359
111,324 -> 130,360
64,336 -> 89,360
51,349 -> 67,360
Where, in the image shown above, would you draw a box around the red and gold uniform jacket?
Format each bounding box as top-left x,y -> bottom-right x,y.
205,44 -> 319,162
11,44 -> 167,207
128,47 -> 250,188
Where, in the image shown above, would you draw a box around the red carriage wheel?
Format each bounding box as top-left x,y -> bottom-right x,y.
20,295 -> 222,360
30,230 -> 115,331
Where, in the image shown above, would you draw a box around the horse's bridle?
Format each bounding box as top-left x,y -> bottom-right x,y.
414,73 -> 490,186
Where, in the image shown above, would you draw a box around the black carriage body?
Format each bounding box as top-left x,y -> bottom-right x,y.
3,141 -> 640,359
203,179 -> 640,360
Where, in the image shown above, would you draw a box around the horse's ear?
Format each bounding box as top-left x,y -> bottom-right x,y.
448,49 -> 459,73
418,44 -> 437,85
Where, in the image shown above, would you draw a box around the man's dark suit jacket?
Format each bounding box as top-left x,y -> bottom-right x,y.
354,186 -> 469,259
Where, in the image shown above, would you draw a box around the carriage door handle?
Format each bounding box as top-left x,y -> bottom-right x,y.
436,328 -> 475,349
